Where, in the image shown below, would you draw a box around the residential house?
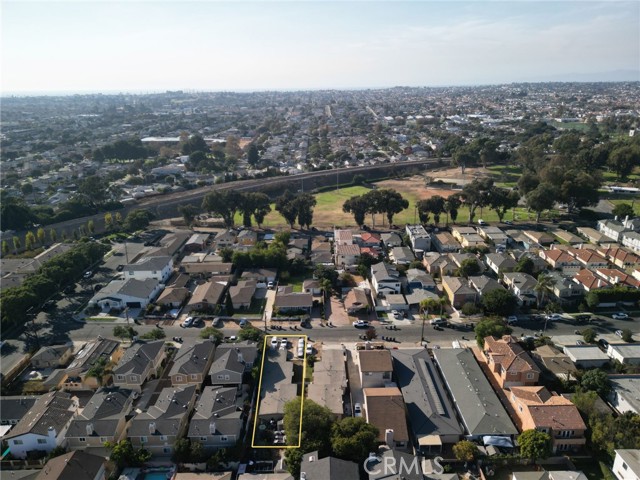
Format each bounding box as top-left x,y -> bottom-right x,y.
613,449 -> 640,480
608,375 -> 640,415
344,287 -> 371,314
468,275 -> 506,298
169,339 -> 216,390
595,269 -> 640,288
209,341 -> 258,388
433,348 -> 518,439
406,269 -> 436,291
334,229 -> 354,246
406,224 -> 431,252
89,278 -> 163,311
577,227 -> 610,245
334,243 -> 361,268
123,256 -> 173,283
299,450 -> 360,480
621,231 -> 640,253
538,250 -> 582,275
391,349 -> 463,453
182,262 -> 233,276
607,344 -> 640,366
563,345 -> 610,368
597,247 -> 640,269
65,388 -> 133,450
184,233 -> 210,253
213,230 -> 237,250
3,391 -> 79,459
441,276 -> 477,309
507,386 -> 586,452
311,241 -> 334,266
31,344 -> 73,369
431,231 -> 461,253
598,219 -> 627,242
35,450 -> 107,480
229,280 -> 257,310
358,349 -> 393,388
257,345 -> 297,421
112,340 -> 166,392
128,385 -> 197,456
451,226 -> 478,243
485,253 -> 517,276
274,288 -> 313,314
523,230 -> 556,247
531,345 -> 577,382
303,279 -> 323,296
188,386 -> 247,452
572,269 -> 610,292
380,232 -> 402,249
422,253 -> 454,275
63,338 -> 123,391
502,272 -> 538,306
478,226 -> 508,246
0,396 -> 38,427
185,280 -> 227,313
155,286 -> 189,309
358,232 -> 382,249
551,229 -> 585,245
371,262 -> 402,295
308,349 -> 348,418
449,252 -> 483,273
569,249 -> 609,269
389,246 -> 416,265
363,387 -> 411,451
545,271 -> 584,303
482,335 -> 540,388
241,268 -> 277,286
236,229 -> 258,247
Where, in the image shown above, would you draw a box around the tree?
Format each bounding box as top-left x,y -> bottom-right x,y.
181,134 -> 209,155
1,240 -> 8,256
582,328 -> 597,344
37,227 -> 46,246
558,170 -> 601,213
608,145 -> 640,180
295,193 -> 317,229
179,204 -> 199,226
104,212 -> 113,230
453,440 -> 477,462
417,195 -> 446,225
489,187 -> 520,222
612,203 -> 635,219
123,209 -> 154,232
526,183 -> 557,222
49,229 -> 57,243
443,195 -> 461,225
251,192 -> 272,228
87,220 -> 95,234
172,438 -> 192,463
238,326 -> 264,343
113,325 -> 137,342
482,289 -> 518,317
581,369 -> 611,396
534,272 -> 556,308
474,317 -> 512,347
199,327 -> 223,344
460,178 -> 494,223
379,189 -> 408,225
517,172 -> 540,196
330,417 -> 379,464
202,190 -> 242,227
518,429 -> 552,463
140,329 -> 166,340
343,195 -> 369,226
275,190 -> 299,228
456,258 -> 481,278
11,236 -> 21,253
621,328 -> 634,342
247,143 -> 260,166
515,257 -> 535,275
25,231 -> 36,251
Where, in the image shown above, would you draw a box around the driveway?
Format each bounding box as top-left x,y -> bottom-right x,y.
345,346 -> 365,418
326,296 -> 350,326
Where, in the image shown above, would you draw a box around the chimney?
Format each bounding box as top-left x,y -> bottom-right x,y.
385,428 -> 394,446
149,422 -> 156,435
86,423 -> 94,436
209,422 -> 216,435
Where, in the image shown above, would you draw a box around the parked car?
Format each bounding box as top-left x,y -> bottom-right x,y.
546,314 -> 563,321
478,219 -> 487,226
239,318 -> 248,328
429,318 -> 446,326
612,312 -> 629,320
598,339 -> 609,349
354,403 -> 362,417
306,344 -> 314,355
181,316 -> 194,328
212,317 -> 223,328
271,337 -> 280,348
507,316 -> 518,325
576,340 -> 585,345
297,346 -> 304,358
83,271 -> 93,279
353,320 -> 369,328
116,265 -> 124,272
267,281 -> 275,289
192,317 -> 203,327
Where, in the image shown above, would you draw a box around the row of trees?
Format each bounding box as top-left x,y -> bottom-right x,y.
0,241 -> 109,329
342,188 -> 409,226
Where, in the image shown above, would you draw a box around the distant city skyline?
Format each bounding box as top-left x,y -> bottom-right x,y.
2,1 -> 639,95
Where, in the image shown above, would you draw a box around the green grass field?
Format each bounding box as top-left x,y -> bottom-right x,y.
609,198 -> 640,216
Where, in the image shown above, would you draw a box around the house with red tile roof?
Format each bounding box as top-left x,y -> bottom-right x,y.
596,247 -> 640,269
572,269 -> 610,292
594,268 -> 640,288
538,249 -> 582,275
482,335 -> 540,388
568,249 -> 609,269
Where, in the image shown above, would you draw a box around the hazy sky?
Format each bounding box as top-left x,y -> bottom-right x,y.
2,1 -> 639,94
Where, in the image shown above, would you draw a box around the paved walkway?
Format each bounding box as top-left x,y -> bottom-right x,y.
345,347 -> 365,418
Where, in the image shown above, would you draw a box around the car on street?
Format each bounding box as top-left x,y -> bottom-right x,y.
353,320 -> 369,328
612,312 -> 629,320
390,310 -> 401,319
430,317 -> 446,326
615,330 -> 624,338
478,219 -> 487,226
83,271 -> 93,279
181,316 -> 194,328
504,220 -> 513,225
507,316 -> 518,325
116,265 -> 124,272
546,314 -> 563,321
354,403 -> 362,417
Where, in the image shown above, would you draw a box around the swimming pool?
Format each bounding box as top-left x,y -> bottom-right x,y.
139,469 -> 173,480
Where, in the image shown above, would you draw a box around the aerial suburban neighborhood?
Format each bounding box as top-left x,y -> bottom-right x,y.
1,81 -> 640,480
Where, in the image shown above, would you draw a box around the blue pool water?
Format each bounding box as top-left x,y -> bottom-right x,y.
141,472 -> 171,480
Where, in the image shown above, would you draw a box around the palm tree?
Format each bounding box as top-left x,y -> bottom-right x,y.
534,272 -> 556,309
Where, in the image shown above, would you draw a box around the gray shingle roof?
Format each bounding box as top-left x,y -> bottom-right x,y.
169,339 -> 216,377
4,391 -> 77,440
433,348 -> 517,436
124,255 -> 171,272
0,396 -> 38,423
300,451 -> 360,480
188,386 -> 245,438
128,385 -> 196,437
35,450 -> 105,480
66,388 -> 132,438
113,340 -> 164,376
209,341 -> 258,378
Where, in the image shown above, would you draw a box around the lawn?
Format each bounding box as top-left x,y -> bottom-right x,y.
282,273 -> 307,292
609,199 -> 640,216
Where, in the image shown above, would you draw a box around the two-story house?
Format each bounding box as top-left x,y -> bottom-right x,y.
63,338 -> 123,391
441,276 -> 477,309
127,385 -> 197,456
597,219 -> 627,242
185,280 -> 227,313
371,262 -> 401,296
4,391 -> 80,459
502,272 -> 538,306
209,341 -> 258,388
485,253 -> 517,276
572,269 -> 610,292
31,344 -> 73,369
188,386 -> 247,452
538,249 -> 582,275
334,244 -> 361,268
123,256 -> 173,283
169,339 -> 216,390
569,249 -> 609,269
358,349 -> 393,388
405,224 -> 431,252
483,335 -> 540,388
112,341 -> 166,392
65,388 -> 133,451
430,231 -> 461,253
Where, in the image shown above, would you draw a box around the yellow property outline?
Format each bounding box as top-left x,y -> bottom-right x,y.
251,334 -> 307,449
